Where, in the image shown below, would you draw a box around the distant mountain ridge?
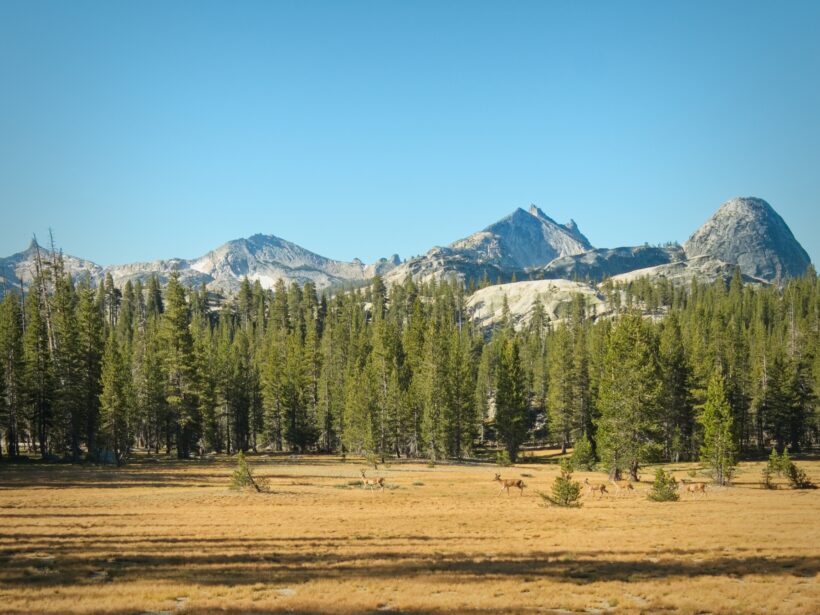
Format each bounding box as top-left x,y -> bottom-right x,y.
385,205 -> 592,285
0,234 -> 400,294
0,196 -> 812,297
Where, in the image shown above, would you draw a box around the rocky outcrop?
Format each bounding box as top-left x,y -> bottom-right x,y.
0,239 -> 103,291
386,205 -> 591,285
684,197 -> 810,282
609,255 -> 767,286
1,235 -> 399,294
537,245 -> 685,282
467,279 -> 608,330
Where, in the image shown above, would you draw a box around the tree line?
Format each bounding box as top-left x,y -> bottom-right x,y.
0,246 -> 817,478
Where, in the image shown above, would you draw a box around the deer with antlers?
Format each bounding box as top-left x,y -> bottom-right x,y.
584,478 -> 608,498
494,473 -> 526,496
360,469 -> 385,492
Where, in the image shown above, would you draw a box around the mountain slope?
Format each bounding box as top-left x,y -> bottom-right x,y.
1,196 -> 812,298
684,197 -> 810,282
1,235 -> 399,294
107,234 -> 400,293
386,205 -> 592,285
537,244 -> 685,282
0,239 -> 103,291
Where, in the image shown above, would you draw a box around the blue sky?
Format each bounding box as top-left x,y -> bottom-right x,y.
1,1 -> 818,266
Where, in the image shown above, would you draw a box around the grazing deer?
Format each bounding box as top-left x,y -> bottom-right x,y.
609,479 -> 635,496
360,469 -> 385,491
584,478 -> 608,498
494,473 -> 526,496
680,480 -> 707,497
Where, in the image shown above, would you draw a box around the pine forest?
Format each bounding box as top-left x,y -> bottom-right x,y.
1,248 -> 818,478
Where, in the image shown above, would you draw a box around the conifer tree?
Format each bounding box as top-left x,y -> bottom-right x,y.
698,369 -> 737,485
494,338 -> 528,462
161,273 -> 200,458
76,281 -> 104,459
99,332 -> 132,465
0,294 -> 24,457
24,278 -> 54,456
547,326 -> 575,454
659,312 -> 693,461
596,313 -> 663,480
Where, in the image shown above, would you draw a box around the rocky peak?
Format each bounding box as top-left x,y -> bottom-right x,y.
684,197 -> 810,282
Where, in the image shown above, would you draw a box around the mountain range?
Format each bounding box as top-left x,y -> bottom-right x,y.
0,197 -> 811,298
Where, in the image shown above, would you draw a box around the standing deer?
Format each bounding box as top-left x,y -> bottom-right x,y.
609,479 -> 635,497
360,469 -> 385,492
494,473 -> 526,496
680,480 -> 707,497
584,478 -> 608,498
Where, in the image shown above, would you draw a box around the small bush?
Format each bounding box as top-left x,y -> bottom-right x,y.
761,464 -> 776,489
539,459 -> 582,508
768,448 -> 782,476
779,448 -> 791,475
495,450 -> 512,467
785,462 -> 816,490
647,468 -> 679,502
570,434 -> 595,471
230,452 -> 270,493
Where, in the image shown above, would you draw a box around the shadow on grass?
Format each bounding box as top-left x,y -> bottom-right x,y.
2,539 -> 817,590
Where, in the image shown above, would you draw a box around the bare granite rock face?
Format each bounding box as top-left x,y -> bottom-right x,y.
0,239 -> 103,290
537,245 -> 685,282
467,279 -> 608,330
0,235 -> 399,294
684,197 -> 811,283
386,205 -> 591,285
1,197 -> 811,299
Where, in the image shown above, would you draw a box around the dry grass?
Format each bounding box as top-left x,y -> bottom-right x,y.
0,455 -> 818,614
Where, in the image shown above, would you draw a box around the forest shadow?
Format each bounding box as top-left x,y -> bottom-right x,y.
2,543 -> 817,589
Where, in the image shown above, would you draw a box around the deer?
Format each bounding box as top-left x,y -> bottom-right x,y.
609,478 -> 635,497
494,473 -> 526,496
584,478 -> 608,498
680,479 -> 707,497
360,469 -> 385,492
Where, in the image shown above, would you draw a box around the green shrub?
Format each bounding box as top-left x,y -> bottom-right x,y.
496,450 -> 512,467
779,448 -> 791,474
768,448 -> 782,476
761,464 -> 776,489
539,459 -> 582,508
570,434 -> 595,471
647,468 -> 679,502
785,462 -> 816,490
230,452 -> 270,493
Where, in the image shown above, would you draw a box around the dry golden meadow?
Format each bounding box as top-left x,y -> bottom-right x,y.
1,455 -> 818,614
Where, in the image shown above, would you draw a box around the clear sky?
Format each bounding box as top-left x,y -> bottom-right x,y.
1,1 -> 818,266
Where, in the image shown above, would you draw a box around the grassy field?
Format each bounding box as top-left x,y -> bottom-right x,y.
1,455 -> 818,614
